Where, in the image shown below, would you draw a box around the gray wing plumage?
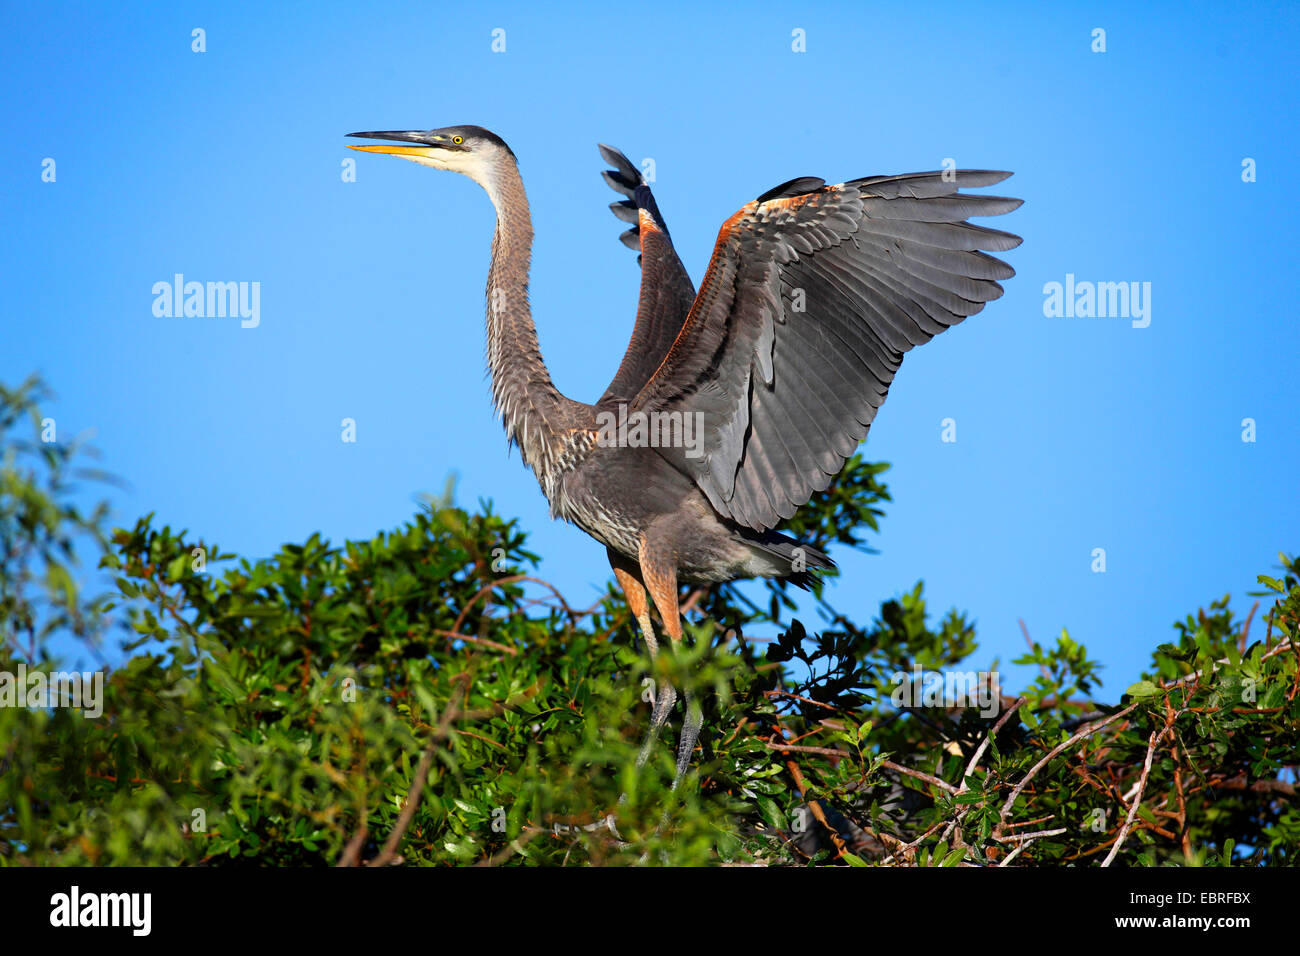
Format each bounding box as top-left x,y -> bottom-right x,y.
631,170 -> 1023,531
596,144 -> 697,408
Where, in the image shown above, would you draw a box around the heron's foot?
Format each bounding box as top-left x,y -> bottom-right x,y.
545,812 -> 628,848
672,689 -> 704,788
634,680 -> 677,768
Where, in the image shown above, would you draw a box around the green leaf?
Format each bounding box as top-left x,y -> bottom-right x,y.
757,798 -> 785,831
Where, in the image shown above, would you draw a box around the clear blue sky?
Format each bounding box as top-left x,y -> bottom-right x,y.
3,1 -> 1297,692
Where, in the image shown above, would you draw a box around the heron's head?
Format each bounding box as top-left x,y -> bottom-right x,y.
346,125 -> 516,187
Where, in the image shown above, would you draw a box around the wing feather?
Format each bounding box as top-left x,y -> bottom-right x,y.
632,170 -> 1022,530
596,145 -> 698,407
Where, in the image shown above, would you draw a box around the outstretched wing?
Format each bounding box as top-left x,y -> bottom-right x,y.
632,170 -> 1023,531
596,144 -> 698,408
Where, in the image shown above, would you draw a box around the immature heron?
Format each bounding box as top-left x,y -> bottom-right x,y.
346,125 -> 1021,789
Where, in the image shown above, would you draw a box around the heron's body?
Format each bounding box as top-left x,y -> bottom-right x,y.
346,125 -> 1022,787
550,436 -> 817,585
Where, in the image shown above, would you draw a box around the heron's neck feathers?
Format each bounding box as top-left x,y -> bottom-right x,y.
479,158 -> 565,470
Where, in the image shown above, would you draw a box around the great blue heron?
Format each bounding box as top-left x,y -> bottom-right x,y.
346,125 -> 1021,790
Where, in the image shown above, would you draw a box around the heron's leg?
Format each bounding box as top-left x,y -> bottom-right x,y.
610,558 -> 676,769
638,542 -> 700,791
676,688 -> 703,787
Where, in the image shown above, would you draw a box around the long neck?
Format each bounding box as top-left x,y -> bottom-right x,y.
481,159 -> 565,467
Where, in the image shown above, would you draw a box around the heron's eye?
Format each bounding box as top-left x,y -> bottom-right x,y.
452,135 -> 463,145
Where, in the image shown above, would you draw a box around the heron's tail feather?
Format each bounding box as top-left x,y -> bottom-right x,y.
745,531 -> 835,590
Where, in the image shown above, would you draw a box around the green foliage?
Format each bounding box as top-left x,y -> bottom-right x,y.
0,375 -> 113,659
2,378 -> 1297,866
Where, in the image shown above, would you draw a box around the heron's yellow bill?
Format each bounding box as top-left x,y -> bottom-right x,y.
346,143 -> 432,157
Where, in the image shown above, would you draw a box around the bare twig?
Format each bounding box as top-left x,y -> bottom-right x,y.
783,757 -> 851,861
879,759 -> 960,796
764,689 -> 842,711
366,673 -> 470,867
337,803 -> 368,868
943,699 -> 1027,848
880,819 -> 950,866
997,702 -> 1139,829
474,829 -> 541,867
995,826 -> 1068,843
1239,601 -> 1258,653
451,573 -> 594,641
765,741 -> 848,759
1101,723 -> 1172,867
432,628 -> 518,656
962,698 -> 1025,790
